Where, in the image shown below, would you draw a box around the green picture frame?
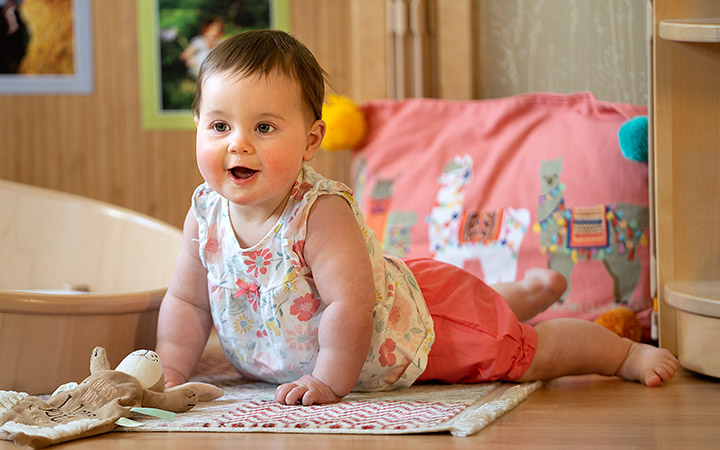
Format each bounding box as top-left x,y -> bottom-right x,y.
137,0 -> 290,130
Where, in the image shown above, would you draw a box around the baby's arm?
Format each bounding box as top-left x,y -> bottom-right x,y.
275,195 -> 376,405
156,209 -> 213,387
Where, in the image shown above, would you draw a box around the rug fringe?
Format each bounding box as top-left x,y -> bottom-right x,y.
445,381 -> 542,437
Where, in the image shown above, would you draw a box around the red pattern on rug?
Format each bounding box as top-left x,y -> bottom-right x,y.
188,400 -> 468,431
123,349 -> 542,436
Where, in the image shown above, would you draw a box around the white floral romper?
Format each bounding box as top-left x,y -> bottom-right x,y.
193,165 -> 435,391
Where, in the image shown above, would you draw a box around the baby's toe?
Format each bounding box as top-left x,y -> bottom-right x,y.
644,371 -> 662,387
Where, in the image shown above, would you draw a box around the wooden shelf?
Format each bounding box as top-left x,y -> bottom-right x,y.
665,281 -> 720,317
664,281 -> 720,378
660,18 -> 720,42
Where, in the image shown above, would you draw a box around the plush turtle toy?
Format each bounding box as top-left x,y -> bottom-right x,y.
0,347 -> 223,448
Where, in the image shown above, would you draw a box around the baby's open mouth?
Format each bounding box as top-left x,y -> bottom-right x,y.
230,167 -> 257,179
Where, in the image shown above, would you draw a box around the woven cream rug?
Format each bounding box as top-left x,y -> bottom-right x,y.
120,375 -> 542,437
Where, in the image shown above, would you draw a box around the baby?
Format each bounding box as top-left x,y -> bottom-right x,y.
156,30 -> 678,406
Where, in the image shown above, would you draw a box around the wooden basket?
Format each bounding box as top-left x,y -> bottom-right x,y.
0,180 -> 182,394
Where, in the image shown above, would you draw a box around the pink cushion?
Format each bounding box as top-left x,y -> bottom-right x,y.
351,92 -> 651,337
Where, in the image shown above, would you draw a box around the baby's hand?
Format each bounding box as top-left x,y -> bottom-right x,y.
275,374 -> 342,406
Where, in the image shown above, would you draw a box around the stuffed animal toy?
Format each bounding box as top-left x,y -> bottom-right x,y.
321,94 -> 367,151
0,347 -> 223,448
594,306 -> 643,342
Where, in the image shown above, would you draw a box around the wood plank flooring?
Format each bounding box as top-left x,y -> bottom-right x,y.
1,365 -> 718,449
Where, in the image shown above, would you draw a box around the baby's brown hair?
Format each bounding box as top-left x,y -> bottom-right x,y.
192,30 -> 327,123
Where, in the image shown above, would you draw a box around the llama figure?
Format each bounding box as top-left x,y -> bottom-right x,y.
428,154 -> 530,283
352,157 -> 417,258
537,157 -> 649,301
365,178 -> 417,258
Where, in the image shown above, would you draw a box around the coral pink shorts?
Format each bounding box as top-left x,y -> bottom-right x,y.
405,258 -> 538,383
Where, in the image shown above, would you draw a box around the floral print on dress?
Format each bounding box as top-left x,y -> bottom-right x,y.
192,165 -> 434,391
233,315 -> 255,334
379,338 -> 397,367
286,324 -> 316,351
290,293 -> 321,321
291,240 -> 306,272
291,181 -> 314,201
244,249 -> 272,277
203,223 -> 224,265
387,295 -> 411,331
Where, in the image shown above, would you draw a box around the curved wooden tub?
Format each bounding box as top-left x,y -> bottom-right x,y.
0,179 -> 182,394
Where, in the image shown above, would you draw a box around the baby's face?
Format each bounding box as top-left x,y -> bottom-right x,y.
194,69 -> 325,214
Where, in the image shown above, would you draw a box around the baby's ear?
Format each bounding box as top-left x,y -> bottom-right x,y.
304,119 -> 326,161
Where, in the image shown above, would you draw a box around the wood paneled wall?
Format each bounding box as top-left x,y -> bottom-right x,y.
0,0 -> 650,229
0,0 -> 383,229
288,0 -> 387,203
2,1 -> 198,228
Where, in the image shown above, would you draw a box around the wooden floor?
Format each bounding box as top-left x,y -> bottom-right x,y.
2,365 -> 718,449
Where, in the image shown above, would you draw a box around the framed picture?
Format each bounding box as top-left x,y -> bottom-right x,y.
0,0 -> 94,94
137,0 -> 290,130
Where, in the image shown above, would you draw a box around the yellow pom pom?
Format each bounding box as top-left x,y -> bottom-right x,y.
321,94 -> 367,151
594,306 -> 643,342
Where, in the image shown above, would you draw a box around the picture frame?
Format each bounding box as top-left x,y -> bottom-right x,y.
0,0 -> 94,94
137,0 -> 290,130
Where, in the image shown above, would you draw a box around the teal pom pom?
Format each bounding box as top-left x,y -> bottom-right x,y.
618,116 -> 648,163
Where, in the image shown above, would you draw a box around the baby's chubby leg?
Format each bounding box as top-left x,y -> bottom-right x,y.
492,268 -> 567,322
515,318 -> 678,386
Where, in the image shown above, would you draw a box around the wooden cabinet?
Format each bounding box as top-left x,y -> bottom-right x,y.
653,1 -> 720,377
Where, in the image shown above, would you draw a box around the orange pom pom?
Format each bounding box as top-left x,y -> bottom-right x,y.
594,306 -> 642,342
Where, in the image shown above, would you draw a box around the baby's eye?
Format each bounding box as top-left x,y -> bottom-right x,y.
212,122 -> 229,132
256,123 -> 275,134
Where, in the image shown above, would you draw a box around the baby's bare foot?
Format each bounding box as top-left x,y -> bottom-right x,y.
519,268 -> 567,318
523,268 -> 567,301
616,341 -> 679,386
494,268 -> 567,322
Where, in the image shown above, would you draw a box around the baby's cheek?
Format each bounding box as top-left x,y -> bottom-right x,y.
196,147 -> 223,183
